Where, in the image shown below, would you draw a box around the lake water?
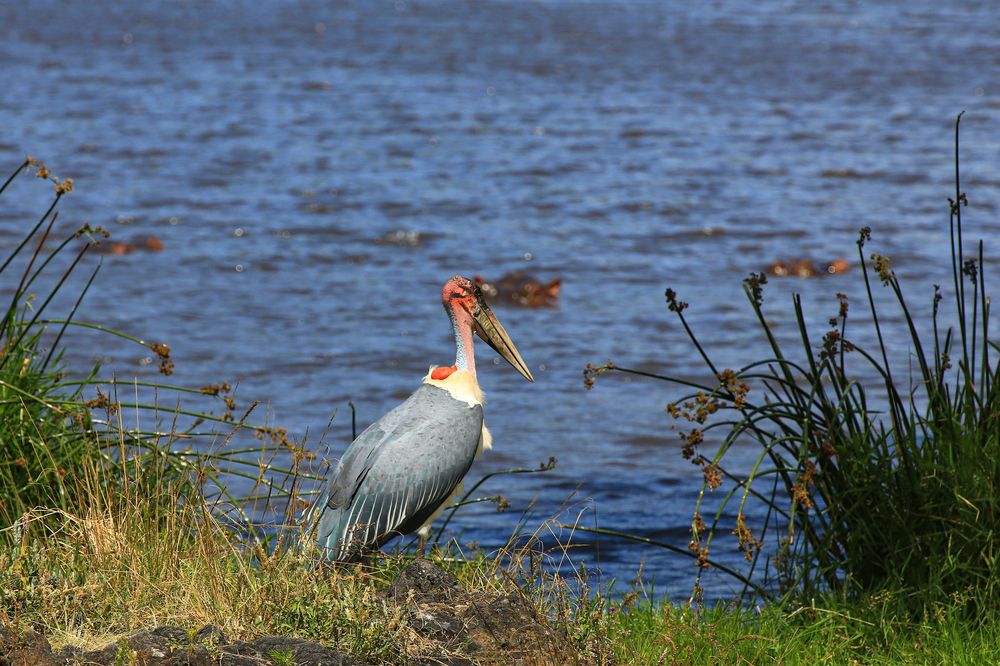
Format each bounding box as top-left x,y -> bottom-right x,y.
2,0 -> 999,600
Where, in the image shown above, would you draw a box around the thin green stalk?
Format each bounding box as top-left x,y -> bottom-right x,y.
564,523 -> 769,599
433,461 -> 557,545
0,158 -> 29,195
0,192 -> 62,277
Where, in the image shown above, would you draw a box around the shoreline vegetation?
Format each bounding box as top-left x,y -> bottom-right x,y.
4,116 -> 1000,664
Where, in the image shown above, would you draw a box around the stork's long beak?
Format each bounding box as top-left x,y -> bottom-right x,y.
473,302 -> 534,382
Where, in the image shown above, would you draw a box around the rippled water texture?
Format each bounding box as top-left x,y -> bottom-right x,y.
2,0 -> 999,598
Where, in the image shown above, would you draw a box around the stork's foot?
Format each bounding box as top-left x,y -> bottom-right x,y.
355,547 -> 380,571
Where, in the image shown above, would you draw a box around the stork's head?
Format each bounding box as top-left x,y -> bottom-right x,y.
442,275 -> 534,382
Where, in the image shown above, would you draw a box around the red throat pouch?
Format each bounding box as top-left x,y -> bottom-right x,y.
431,365 -> 458,380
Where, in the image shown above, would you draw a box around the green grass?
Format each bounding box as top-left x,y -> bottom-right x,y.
0,158 -> 97,522
603,595 -> 1000,665
3,453 -> 996,664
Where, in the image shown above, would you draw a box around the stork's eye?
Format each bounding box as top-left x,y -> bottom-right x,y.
450,284 -> 473,299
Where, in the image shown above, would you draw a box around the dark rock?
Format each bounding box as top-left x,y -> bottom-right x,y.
195,625 -> 227,646
154,643 -> 213,666
3,622 -> 357,666
384,558 -> 462,605
151,625 -> 191,643
221,636 -> 355,665
383,559 -> 467,646
53,645 -> 85,664
47,629 -> 359,666
55,627 -> 220,665
387,559 -> 575,665
64,631 -> 180,665
461,592 -> 571,664
0,626 -> 57,666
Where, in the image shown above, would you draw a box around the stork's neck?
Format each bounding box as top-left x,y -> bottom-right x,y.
448,304 -> 477,376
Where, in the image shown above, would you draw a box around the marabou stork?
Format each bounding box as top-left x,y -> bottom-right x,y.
314,275 -> 533,560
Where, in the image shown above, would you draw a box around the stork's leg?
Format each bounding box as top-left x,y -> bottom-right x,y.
414,481 -> 463,559
416,521 -> 436,558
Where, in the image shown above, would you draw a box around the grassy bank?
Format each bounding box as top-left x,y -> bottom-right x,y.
5,482 -> 1000,664
4,447 -> 1000,666
5,121 -> 1000,666
608,596 -> 1000,664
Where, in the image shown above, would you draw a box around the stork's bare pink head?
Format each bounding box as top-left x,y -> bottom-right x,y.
441,275 -> 533,382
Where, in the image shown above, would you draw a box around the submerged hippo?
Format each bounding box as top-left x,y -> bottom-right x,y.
474,272 -> 561,308
91,236 -> 165,255
765,258 -> 849,278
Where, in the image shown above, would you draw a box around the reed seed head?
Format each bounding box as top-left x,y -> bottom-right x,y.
665,288 -> 688,313
743,272 -> 767,307
870,253 -> 894,285
858,226 -> 872,246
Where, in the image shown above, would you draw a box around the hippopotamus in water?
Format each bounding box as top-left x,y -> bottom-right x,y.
91,236 -> 164,255
474,272 -> 561,308
765,258 -> 849,278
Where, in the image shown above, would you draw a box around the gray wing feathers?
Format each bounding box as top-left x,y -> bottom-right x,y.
315,384 -> 483,560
